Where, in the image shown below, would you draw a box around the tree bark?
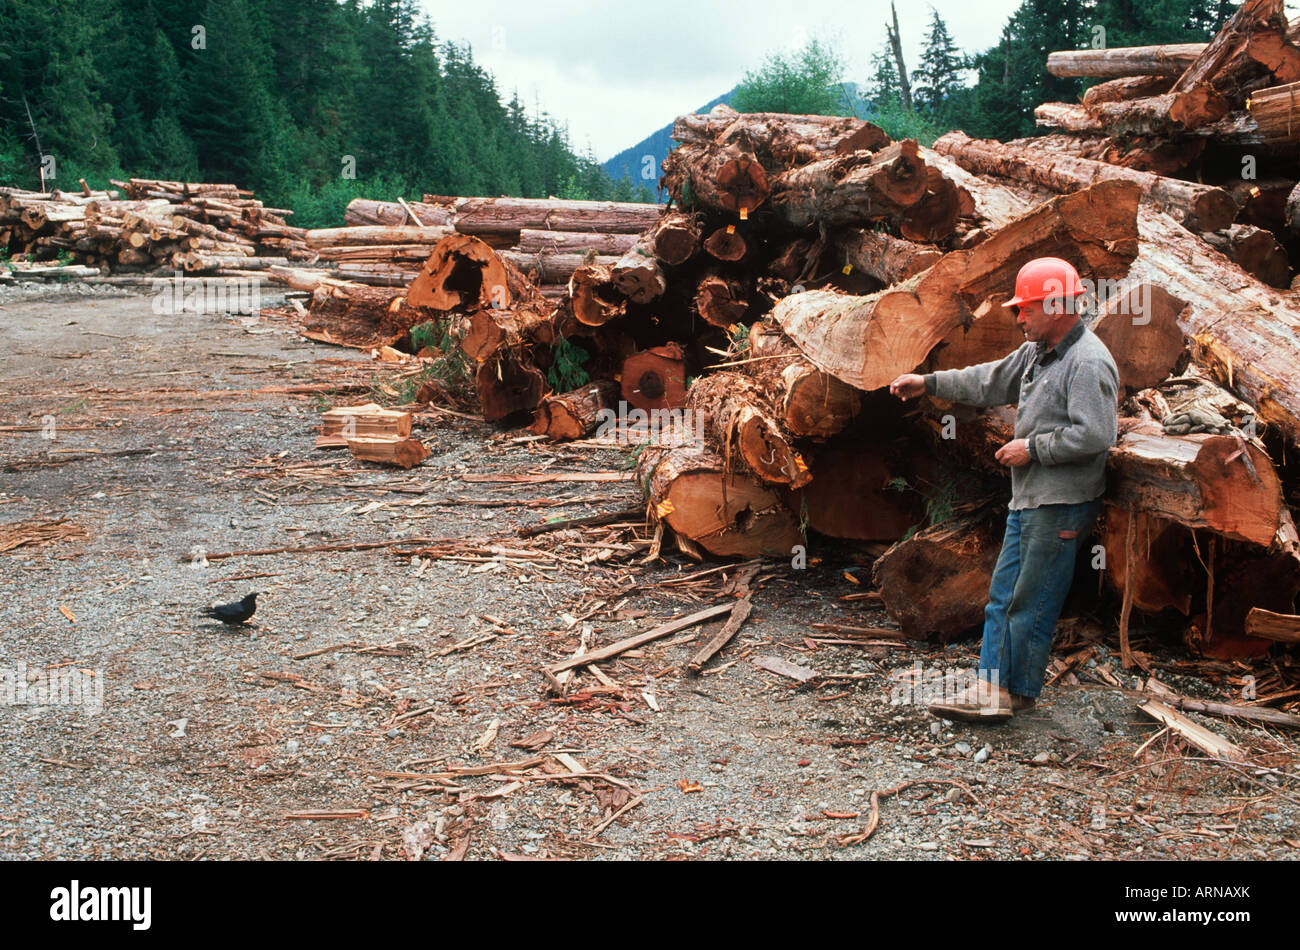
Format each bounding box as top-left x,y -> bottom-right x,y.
1082,75 -> 1176,106
1046,44 -> 1208,79
306,226 -> 455,247
685,372 -> 810,487
516,229 -> 640,255
660,142 -> 771,214
1171,0 -> 1300,97
839,228 -> 943,285
1129,207 -> 1300,445
418,194 -> 665,235
770,140 -> 929,228
1087,85 -> 1229,135
347,437 -> 430,469
530,380 -> 621,441
672,107 -> 889,172
344,198 -> 453,228
933,130 -> 1236,232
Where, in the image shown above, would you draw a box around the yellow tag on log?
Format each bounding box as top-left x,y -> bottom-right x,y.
726,224 -> 736,235
842,264 -> 853,275
656,499 -> 675,518
739,207 -> 748,220
794,453 -> 808,472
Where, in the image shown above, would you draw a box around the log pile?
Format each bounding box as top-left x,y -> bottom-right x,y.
285,4 -> 1300,661
322,195 -> 664,293
0,178 -> 309,275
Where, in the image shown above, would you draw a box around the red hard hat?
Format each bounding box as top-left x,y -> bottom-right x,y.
1003,257 -> 1085,308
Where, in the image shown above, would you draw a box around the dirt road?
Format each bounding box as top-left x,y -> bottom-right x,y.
0,289 -> 1294,860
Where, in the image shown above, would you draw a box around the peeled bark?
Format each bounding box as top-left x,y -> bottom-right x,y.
746,322 -> 862,440
638,445 -> 803,559
774,180 -> 1139,392
622,344 -> 687,411
769,140 -> 929,228
872,516 -> 1004,641
685,373 -> 809,488
530,380 -> 621,441
661,142 -> 771,214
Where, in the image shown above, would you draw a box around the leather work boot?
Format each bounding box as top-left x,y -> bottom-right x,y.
1011,693 -> 1036,712
929,684 -> 1015,723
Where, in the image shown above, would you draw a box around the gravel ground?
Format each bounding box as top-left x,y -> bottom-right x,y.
0,285 -> 1296,861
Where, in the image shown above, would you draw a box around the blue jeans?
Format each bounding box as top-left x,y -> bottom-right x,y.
978,499 -> 1101,698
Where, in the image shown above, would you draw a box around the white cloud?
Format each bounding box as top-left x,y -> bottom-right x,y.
421,0 -> 1029,160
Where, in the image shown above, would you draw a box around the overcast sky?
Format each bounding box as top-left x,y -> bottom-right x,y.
420,0 -> 1027,161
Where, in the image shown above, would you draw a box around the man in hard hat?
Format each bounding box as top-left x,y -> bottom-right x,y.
888,257 -> 1119,722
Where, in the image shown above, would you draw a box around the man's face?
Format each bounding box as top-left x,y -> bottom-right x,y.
1012,298 -> 1059,343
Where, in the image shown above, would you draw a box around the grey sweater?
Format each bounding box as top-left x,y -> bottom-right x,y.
924,320 -> 1119,510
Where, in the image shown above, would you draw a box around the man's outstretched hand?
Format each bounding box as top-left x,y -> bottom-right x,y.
996,438 -> 1032,468
889,374 -> 926,400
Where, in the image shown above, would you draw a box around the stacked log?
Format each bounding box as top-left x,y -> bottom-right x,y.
0,179 -> 308,275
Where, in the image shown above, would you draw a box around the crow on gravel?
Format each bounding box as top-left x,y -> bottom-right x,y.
204,592 -> 259,626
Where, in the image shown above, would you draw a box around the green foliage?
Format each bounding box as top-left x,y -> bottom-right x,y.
547,337 -> 591,393
867,99 -> 946,147
409,320 -> 442,353
728,323 -> 750,356
733,38 -> 847,116
0,0 -> 638,215
912,8 -> 964,116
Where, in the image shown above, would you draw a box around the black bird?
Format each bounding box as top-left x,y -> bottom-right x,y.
204,592 -> 259,626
